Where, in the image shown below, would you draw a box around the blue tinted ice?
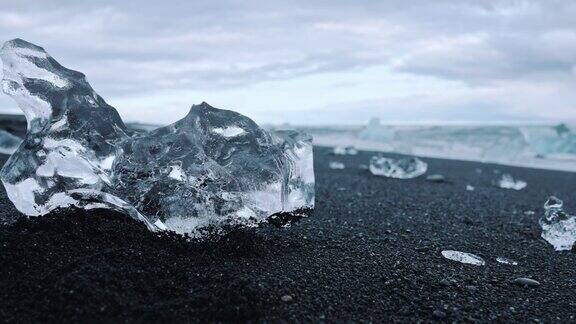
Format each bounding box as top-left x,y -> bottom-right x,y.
0,39 -> 314,236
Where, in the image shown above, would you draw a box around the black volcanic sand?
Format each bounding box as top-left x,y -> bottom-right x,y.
1,147 -> 576,323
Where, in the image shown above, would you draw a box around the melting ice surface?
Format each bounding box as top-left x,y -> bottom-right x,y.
495,174 -> 527,190
540,196 -> 576,251
0,130 -> 21,154
0,39 -> 314,235
369,156 -> 427,179
441,250 -> 485,266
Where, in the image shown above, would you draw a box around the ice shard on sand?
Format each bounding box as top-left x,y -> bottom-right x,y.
540,196 -> 576,251
495,173 -> 527,190
441,250 -> 485,266
369,156 -> 427,179
0,39 -> 315,236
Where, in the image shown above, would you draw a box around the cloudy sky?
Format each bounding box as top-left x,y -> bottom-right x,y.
0,0 -> 575,125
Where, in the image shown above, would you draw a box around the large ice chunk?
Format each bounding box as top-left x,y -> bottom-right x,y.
369,156 -> 427,179
539,196 -> 576,251
0,130 -> 21,154
0,39 -> 314,236
112,104 -> 315,234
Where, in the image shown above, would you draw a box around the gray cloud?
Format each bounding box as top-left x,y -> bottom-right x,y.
0,0 -> 574,124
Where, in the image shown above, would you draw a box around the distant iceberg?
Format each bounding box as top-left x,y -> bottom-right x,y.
311,120 -> 576,172
521,123 -> 576,156
358,117 -> 395,141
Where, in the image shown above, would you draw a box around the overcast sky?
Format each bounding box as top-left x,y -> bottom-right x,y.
1,0 -> 575,125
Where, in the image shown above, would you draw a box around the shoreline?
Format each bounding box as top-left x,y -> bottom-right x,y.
314,137 -> 576,172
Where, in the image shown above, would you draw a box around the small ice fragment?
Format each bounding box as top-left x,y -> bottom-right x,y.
441,250 -> 485,266
539,196 -> 576,251
369,156 -> 427,179
358,164 -> 368,170
426,174 -> 445,183
495,174 -> 527,190
345,146 -> 358,155
333,146 -> 358,155
524,210 -> 535,216
329,161 -> 345,169
466,185 -> 475,191
496,256 -> 518,265
0,129 -> 21,154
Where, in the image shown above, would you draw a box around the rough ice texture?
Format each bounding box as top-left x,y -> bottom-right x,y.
540,196 -> 576,251
0,129 -> 21,154
495,174 -> 527,190
441,250 -> 485,266
0,39 -> 314,236
369,156 -> 427,179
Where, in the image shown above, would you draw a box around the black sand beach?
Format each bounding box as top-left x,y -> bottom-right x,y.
1,147 -> 576,322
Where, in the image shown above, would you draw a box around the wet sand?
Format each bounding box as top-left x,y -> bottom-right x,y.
1,147 -> 575,322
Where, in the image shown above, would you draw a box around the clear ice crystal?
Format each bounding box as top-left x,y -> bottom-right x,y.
495,174 -> 527,190
496,256 -> 518,265
441,250 -> 485,266
328,161 -> 345,169
0,39 -> 315,236
369,156 -> 427,179
0,129 -> 21,154
539,196 -> 576,251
